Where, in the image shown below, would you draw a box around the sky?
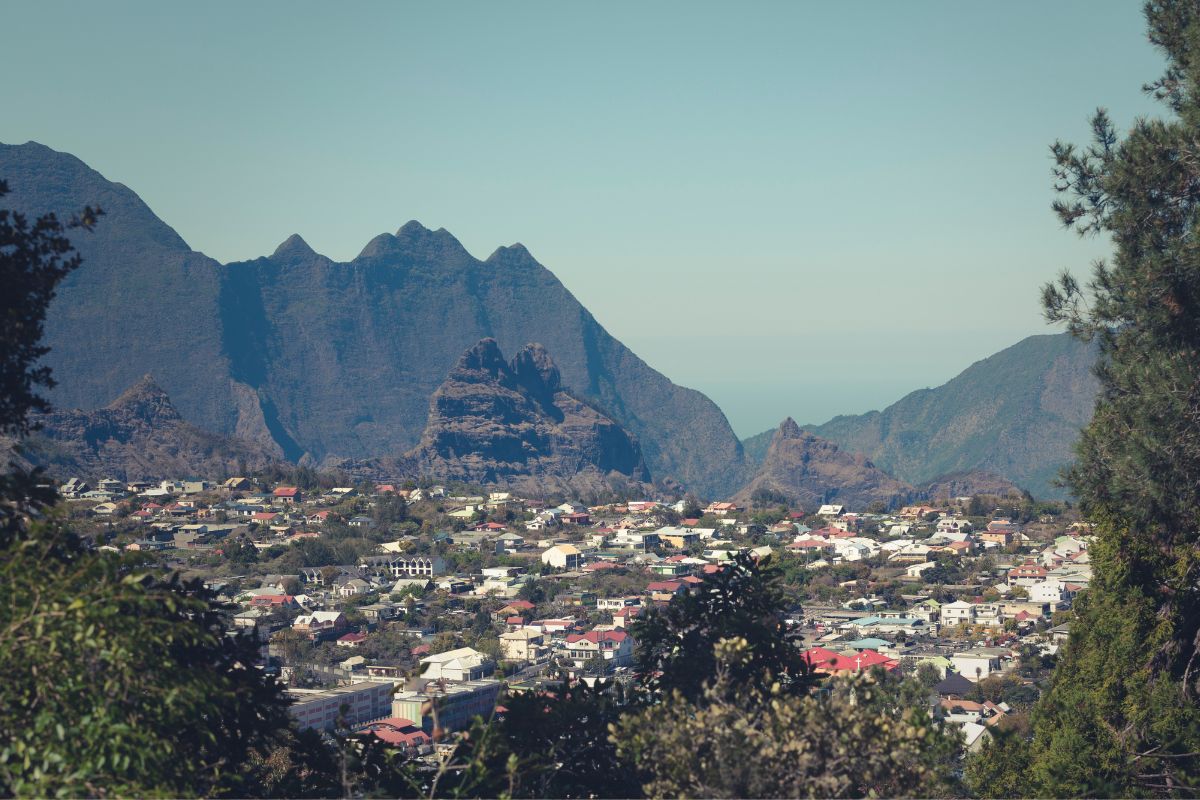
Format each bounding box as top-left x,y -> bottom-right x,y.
1,1 -> 1167,437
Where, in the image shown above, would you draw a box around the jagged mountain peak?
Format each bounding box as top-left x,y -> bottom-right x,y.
392,219 -> 468,253
775,417 -> 803,441
272,233 -> 316,259
353,220 -> 470,263
389,338 -> 651,493
455,338 -> 509,377
23,375 -> 277,481
4,142 -> 747,496
510,342 -> 561,394
105,374 -> 179,421
396,219 -> 432,236
354,232 -> 397,260
736,424 -> 912,511
485,242 -> 537,267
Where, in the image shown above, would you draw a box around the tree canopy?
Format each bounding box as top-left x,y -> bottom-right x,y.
974,2 -> 1200,795
0,178 -> 333,797
630,552 -> 814,703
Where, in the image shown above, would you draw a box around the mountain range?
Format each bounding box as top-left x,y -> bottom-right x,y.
0,141 -> 745,497
2,141 -> 1100,502
742,333 -> 1099,499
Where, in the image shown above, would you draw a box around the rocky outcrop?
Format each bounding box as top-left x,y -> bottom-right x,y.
17,376 -> 277,481
920,471 -> 1023,503
0,141 -> 746,496
343,340 -> 651,496
735,418 -> 914,511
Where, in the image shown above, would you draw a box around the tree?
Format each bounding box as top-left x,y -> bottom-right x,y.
630,553 -> 814,703
966,728 -> 1034,800
224,535 -> 260,565
271,628 -> 315,665
397,678 -> 636,799
517,577 -> 546,604
0,180 -> 336,796
612,638 -> 962,799
0,522 -> 318,796
1006,2 -> 1200,795
0,180 -> 101,438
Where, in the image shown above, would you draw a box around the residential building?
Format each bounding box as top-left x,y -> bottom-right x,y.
391,679 -> 503,734
293,611 -> 348,640
360,555 -> 446,579
541,544 -> 583,570
499,628 -> 546,662
941,600 -> 975,627
420,647 -> 495,682
288,681 -> 394,732
273,486 -> 301,504
951,649 -> 1008,682
565,629 -> 634,668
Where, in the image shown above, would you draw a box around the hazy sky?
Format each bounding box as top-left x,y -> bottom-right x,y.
2,2 -> 1166,436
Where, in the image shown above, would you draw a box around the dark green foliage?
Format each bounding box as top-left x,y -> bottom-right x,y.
613,646 -> 963,799
449,681 -> 640,799
0,179 -> 100,437
0,525 -> 304,796
631,552 -> 814,703
965,728 -> 1034,800
517,577 -> 546,604
0,178 -> 337,797
1003,2 -> 1200,795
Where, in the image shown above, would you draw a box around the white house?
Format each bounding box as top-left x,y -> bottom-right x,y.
1030,580 -> 1067,604
951,649 -> 1007,682
936,517 -> 972,534
420,647 -> 495,682
541,544 -> 583,570
942,600 -> 975,627
833,540 -> 873,562
906,561 -> 936,578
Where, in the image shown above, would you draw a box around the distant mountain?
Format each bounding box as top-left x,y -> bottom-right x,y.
16,376 -> 277,481
341,339 -> 651,496
742,333 -> 1098,498
734,418 -> 914,511
0,141 -> 747,496
919,471 -> 1022,502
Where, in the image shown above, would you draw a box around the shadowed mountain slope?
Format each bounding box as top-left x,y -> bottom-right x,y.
742,334 -> 1098,498
0,141 -> 747,496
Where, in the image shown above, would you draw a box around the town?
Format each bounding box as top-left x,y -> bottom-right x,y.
57,471 -> 1088,761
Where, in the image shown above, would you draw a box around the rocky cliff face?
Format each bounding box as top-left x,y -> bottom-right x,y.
0,141 -> 746,496
342,340 -> 651,496
806,334 -> 1097,499
735,418 -> 914,511
742,333 -> 1098,499
919,471 -> 1022,503
18,376 -> 277,481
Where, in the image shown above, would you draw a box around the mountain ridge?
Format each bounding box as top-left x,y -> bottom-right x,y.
742,333 -> 1098,498
14,375 -> 278,481
1,141 -> 748,496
